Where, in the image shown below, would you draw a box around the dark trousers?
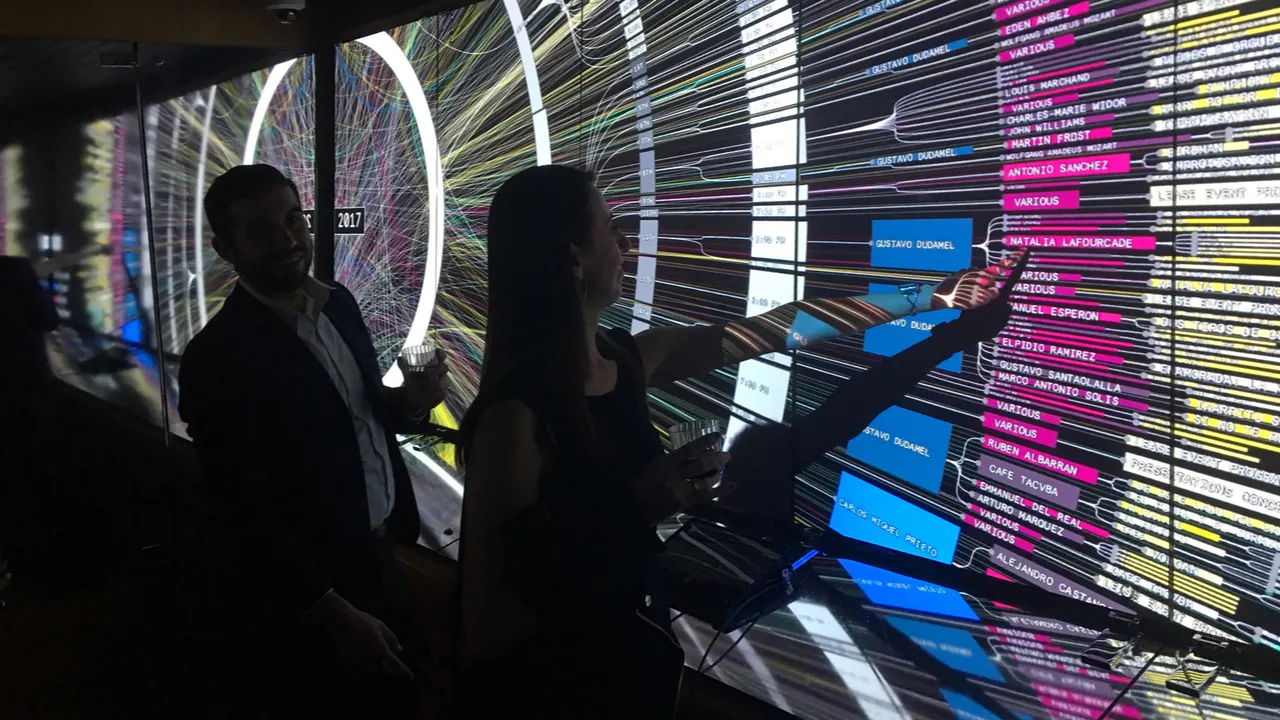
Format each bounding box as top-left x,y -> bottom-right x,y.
252,535 -> 422,719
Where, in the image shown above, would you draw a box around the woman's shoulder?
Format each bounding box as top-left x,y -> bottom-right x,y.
601,326 -> 641,357
472,396 -> 539,439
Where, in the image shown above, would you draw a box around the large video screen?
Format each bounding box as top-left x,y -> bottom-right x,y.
21,64 -> 314,434
9,0 -> 1277,664
324,0 -> 1280,654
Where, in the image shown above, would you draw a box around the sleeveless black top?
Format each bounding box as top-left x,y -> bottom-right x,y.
450,328 -> 684,718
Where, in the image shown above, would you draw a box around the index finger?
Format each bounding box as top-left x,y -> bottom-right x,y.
381,649 -> 415,681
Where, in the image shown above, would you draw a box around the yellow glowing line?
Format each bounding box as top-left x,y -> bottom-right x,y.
1152,329 -> 1274,348
1187,397 -> 1279,424
1246,21 -> 1280,35
1183,380 -> 1280,405
1172,28 -> 1248,50
1181,217 -> 1248,224
1166,225 -> 1280,232
1173,351 -> 1280,374
1173,9 -> 1239,28
1192,412 -> 1280,435
1178,522 -> 1221,542
1179,422 -> 1276,453
1236,6 -> 1280,23
1121,554 -> 1238,611
1174,355 -> 1280,380
1140,421 -> 1256,458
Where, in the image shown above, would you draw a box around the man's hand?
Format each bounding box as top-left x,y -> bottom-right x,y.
307,591 -> 414,680
396,350 -> 449,417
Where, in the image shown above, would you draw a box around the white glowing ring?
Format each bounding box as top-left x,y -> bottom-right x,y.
242,32 -> 444,387
504,0 -> 552,165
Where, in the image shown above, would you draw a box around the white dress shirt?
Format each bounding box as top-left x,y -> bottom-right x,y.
241,278 -> 396,530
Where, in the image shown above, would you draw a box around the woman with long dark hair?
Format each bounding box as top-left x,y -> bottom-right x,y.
452,165 -> 1017,716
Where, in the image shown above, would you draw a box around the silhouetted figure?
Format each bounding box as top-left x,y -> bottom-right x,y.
0,255 -> 58,586
0,249 -> 112,577
451,164 -> 1016,717
178,165 -> 446,719
0,256 -> 59,408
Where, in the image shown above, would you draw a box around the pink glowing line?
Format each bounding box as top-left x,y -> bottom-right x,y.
1009,387 -> 1108,417
1026,328 -> 1133,348
1009,351 -> 1138,382
1042,258 -> 1125,266
1019,295 -> 1099,307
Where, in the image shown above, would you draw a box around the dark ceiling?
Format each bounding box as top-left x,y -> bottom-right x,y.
0,0 -> 473,141
0,40 -> 287,125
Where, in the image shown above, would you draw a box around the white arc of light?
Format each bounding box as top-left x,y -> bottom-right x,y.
242,32 -> 445,388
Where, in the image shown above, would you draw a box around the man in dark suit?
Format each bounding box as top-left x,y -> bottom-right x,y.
179,165 -> 448,717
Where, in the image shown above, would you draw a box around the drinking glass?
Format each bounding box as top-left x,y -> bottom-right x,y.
669,418 -> 725,481
399,342 -> 440,371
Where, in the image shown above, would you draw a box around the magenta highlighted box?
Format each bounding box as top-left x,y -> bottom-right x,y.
998,34 -> 1075,63
963,513 -> 1036,552
1013,302 -> 1123,323
982,435 -> 1098,484
983,412 -> 1059,447
1012,285 -> 1078,296
1039,695 -> 1141,719
1028,500 -> 1109,538
999,2 -> 1089,34
1026,77 -> 1114,99
1005,127 -> 1113,150
1002,153 -> 1129,181
995,0 -> 1072,21
1033,1 -> 1089,26
1001,93 -> 1077,113
1003,191 -> 1079,211
969,503 -> 1043,540
985,397 -> 1063,426
1006,234 -> 1154,250
999,336 -> 1124,364
1022,272 -> 1082,283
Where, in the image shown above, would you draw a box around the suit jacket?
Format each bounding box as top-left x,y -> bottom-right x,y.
179,282 -> 421,621
0,256 -> 58,403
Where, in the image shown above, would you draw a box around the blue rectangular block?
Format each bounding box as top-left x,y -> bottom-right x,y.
885,616 -> 1005,683
845,405 -> 952,494
863,283 -> 962,372
870,218 -> 973,272
837,559 -> 977,620
828,471 -> 959,563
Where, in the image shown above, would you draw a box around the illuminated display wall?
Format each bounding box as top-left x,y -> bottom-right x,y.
4,0 -> 1280,698
0,65 -> 316,433
310,0 -> 1280,662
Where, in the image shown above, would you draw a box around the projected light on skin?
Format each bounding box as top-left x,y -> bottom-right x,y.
243,32 -> 444,390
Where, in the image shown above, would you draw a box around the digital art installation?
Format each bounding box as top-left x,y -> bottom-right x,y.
4,0 -> 1280,715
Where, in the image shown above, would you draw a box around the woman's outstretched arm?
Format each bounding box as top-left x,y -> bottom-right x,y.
633,252 -> 1022,386
715,300 -> 1012,516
